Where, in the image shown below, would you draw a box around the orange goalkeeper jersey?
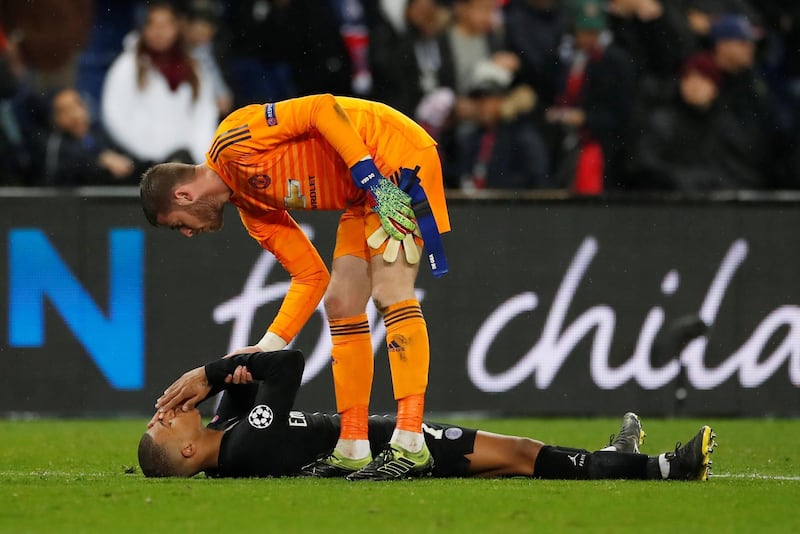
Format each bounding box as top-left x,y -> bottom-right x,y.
204,94 -> 447,343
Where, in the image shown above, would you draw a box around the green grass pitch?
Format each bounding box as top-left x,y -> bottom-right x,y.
1,417 -> 798,533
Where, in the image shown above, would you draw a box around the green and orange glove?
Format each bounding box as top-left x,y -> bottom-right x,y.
351,157 -> 416,242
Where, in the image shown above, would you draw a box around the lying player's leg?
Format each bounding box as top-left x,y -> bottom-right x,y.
600,412 -> 647,454
466,420 -> 717,481
465,431 -> 543,477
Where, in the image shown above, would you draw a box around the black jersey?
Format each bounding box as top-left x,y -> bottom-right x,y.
200,350 -> 477,478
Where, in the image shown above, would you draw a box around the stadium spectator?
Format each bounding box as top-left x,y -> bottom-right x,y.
502,0 -> 569,107
628,52 -> 767,190
0,25 -> 35,185
446,0 -> 517,96
258,0 -> 365,97
546,0 -> 635,194
458,60 -> 549,190
607,0 -> 693,106
141,94 -> 449,481
139,349 -> 717,481
368,0 -> 455,118
0,0 -> 93,91
711,14 -> 781,186
368,0 -> 461,185
101,1 -> 217,164
679,0 -> 761,51
336,0 -> 373,96
183,0 -> 233,116
39,88 -> 141,186
442,0 -> 523,188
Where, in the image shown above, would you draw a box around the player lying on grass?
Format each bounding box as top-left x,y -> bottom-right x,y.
138,350 -> 717,481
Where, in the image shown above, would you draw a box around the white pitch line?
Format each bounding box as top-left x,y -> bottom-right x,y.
0,471 -> 117,477
713,474 -> 800,482
1,471 -> 799,481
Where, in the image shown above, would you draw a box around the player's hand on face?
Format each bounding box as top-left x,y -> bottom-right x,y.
222,345 -> 262,359
224,365 -> 254,385
155,366 -> 211,416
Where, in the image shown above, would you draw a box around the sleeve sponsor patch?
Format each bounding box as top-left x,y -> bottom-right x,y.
265,103 -> 278,126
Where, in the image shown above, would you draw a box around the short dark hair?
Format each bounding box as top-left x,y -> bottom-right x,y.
139,162 -> 195,227
138,433 -> 182,477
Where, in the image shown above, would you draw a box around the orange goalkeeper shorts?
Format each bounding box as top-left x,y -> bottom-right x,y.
333,145 -> 450,261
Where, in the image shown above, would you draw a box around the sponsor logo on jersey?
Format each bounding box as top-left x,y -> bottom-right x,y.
387,335 -> 408,361
248,175 -> 271,189
248,404 -> 274,429
265,103 -> 278,126
308,176 -> 318,209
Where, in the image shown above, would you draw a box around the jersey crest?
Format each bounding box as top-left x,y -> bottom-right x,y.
248,175 -> 271,189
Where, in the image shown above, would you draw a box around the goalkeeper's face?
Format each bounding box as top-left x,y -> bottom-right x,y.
159,195 -> 225,237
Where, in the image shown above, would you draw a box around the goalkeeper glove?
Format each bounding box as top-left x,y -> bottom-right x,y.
368,226 -> 422,264
351,158 -> 416,241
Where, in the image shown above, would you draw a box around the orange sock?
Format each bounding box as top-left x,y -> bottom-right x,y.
396,394 -> 425,434
383,299 -> 429,433
340,405 -> 369,442
329,314 -> 373,441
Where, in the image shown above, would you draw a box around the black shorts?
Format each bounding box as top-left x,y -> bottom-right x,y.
367,416 -> 477,478
422,421 -> 478,478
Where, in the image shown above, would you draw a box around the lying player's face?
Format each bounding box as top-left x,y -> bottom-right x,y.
159,197 -> 225,237
147,407 -> 202,446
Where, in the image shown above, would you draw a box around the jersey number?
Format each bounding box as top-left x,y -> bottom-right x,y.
422,423 -> 443,440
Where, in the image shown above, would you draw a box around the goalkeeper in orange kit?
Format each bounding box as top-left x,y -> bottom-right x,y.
140,94 -> 450,480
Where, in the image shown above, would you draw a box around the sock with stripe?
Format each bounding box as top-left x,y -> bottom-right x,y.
329,314 -> 373,459
382,299 -> 429,449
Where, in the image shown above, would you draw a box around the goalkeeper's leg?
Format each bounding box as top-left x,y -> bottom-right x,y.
302,254 -> 374,477
348,257 -> 434,481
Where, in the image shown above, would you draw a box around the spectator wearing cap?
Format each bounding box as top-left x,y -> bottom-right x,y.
457,60 -> 549,190
546,0 -> 636,194
711,14 -> 784,185
628,52 -> 768,190
680,0 -> 760,51
712,13 -> 758,75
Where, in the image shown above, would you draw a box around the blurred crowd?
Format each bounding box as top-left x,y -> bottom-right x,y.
1,0 -> 799,193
